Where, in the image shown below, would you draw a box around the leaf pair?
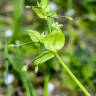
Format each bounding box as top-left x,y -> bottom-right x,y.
33,51 -> 54,73
32,0 -> 57,19
28,25 -> 65,51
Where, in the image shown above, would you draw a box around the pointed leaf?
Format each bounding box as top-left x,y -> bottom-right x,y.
28,30 -> 41,42
32,7 -> 46,18
40,0 -> 48,9
33,51 -> 54,65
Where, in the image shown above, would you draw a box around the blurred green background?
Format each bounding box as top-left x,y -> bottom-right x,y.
0,0 -> 96,96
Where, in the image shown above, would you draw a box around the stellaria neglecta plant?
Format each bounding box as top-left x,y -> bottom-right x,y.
9,0 -> 91,96
28,0 -> 91,96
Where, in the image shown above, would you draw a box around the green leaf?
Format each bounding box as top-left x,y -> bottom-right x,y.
40,0 -> 48,9
33,51 -> 54,65
32,7 -> 46,18
28,30 -> 41,42
45,5 -> 50,12
48,12 -> 58,18
44,24 -> 65,50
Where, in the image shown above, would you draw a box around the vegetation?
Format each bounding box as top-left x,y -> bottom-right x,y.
0,0 -> 96,96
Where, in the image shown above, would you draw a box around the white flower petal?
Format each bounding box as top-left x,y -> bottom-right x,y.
4,29 -> 12,37
4,73 -> 14,85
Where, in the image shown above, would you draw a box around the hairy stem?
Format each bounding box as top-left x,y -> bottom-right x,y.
53,50 -> 91,96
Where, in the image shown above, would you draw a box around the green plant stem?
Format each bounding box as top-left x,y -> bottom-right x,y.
43,74 -> 50,96
53,50 -> 91,96
46,17 -> 54,33
47,18 -> 51,33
